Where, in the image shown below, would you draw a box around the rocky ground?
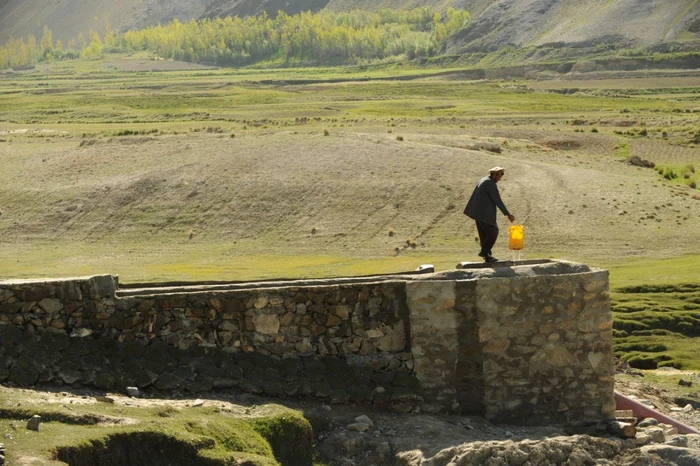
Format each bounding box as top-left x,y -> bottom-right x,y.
2,369 -> 700,465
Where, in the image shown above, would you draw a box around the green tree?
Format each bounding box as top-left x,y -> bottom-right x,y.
81,30 -> 103,58
40,25 -> 54,59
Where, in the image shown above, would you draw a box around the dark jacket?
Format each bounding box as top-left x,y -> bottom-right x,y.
464,176 -> 511,226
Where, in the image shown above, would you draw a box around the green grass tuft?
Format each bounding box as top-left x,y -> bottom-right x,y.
612,281 -> 700,370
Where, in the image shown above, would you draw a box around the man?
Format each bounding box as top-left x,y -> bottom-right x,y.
463,167 -> 515,263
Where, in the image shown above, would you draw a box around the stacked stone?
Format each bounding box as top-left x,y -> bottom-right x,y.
0,323 -> 420,410
1,262 -> 616,422
0,275 -> 115,334
1,278 -> 410,368
0,277 -> 420,410
476,271 -> 615,424
108,282 -> 410,368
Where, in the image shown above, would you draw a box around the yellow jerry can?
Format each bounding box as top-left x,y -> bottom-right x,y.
509,224 -> 524,250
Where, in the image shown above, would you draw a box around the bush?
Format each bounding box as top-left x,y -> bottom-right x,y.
251,412 -> 313,466
662,167 -> 677,180
626,355 -> 658,369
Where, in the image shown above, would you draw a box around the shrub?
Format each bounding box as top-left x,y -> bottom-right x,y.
662,167 -> 677,180
626,355 -> 658,369
323,129 -> 329,136
396,136 -> 404,141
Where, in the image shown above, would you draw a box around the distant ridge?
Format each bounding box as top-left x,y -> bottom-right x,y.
447,0 -> 700,53
202,0 -> 331,19
0,0 -> 209,44
2,0 -> 699,57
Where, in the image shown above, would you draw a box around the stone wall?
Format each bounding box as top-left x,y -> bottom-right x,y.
0,260 -> 616,425
476,271 -> 614,424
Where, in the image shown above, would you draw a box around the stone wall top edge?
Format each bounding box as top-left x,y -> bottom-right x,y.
472,268 -> 608,286
0,274 -> 117,287
0,260 -> 604,291
118,279 -> 410,299
430,261 -> 605,283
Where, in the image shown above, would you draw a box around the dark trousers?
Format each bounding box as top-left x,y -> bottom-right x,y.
475,220 -> 499,257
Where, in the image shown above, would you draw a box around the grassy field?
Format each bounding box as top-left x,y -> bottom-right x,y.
1,54 -> 699,368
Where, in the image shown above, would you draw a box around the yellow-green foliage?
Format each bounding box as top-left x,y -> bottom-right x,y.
0,8 -> 470,69
655,163 -> 698,188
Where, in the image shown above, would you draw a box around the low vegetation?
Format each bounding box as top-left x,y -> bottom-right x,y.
612,279 -> 700,370
0,389 -> 312,466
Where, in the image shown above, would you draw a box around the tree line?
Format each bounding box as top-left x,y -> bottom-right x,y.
0,8 -> 470,69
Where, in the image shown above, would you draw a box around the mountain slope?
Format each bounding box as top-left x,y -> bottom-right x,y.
202,0 -> 331,19
447,0 -> 700,53
1,0 -> 699,57
0,0 -> 209,44
201,0 -> 700,53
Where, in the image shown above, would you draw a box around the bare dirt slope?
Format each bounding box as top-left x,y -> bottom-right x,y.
447,0 -> 700,53
0,0 -> 208,44
1,129 -> 698,264
202,0 -> 331,20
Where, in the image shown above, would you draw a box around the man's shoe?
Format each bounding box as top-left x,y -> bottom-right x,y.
478,252 -> 488,258
485,256 -> 499,263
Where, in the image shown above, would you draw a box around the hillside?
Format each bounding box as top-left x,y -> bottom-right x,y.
447,0 -> 700,53
0,0 -> 209,44
3,0 -> 699,56
202,0 -> 700,52
202,0 -> 331,19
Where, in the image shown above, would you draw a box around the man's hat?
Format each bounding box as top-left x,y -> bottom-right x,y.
489,166 -> 505,173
